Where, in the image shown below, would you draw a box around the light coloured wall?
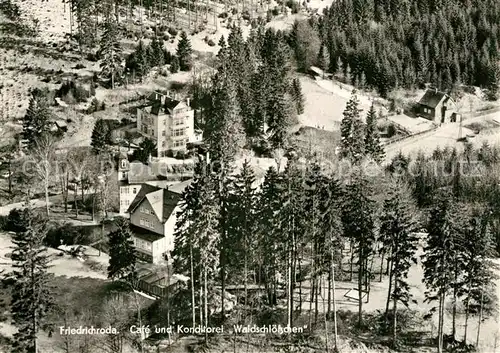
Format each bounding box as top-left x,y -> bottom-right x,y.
130,198 -> 164,235
163,205 -> 181,253
119,184 -> 141,215
151,236 -> 168,263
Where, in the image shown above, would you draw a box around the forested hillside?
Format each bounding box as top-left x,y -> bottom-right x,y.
317,0 -> 500,97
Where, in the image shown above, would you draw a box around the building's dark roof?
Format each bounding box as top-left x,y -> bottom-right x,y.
126,184 -> 161,213
161,189 -> 181,222
418,89 -> 449,108
127,185 -> 181,223
150,102 -> 162,116
164,96 -> 181,111
130,224 -> 164,242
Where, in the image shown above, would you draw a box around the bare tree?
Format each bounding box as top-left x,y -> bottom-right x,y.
30,134 -> 57,216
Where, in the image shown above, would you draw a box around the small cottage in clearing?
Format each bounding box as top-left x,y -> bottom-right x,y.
416,88 -> 458,124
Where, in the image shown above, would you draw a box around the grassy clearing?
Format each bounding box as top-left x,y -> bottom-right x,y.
290,126 -> 340,160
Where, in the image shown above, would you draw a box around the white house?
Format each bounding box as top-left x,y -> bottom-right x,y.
136,91 -> 202,157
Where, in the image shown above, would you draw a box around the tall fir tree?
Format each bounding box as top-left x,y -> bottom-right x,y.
150,36 -> 165,68
134,40 -> 150,81
176,31 -> 193,71
204,75 -> 245,164
98,20 -> 123,89
380,180 -> 420,346
291,78 -> 305,115
10,206 -> 54,353
107,217 -> 137,280
342,169 -> 376,328
22,92 -> 51,150
340,90 -> 365,163
227,160 -> 257,306
91,119 -> 111,154
422,191 -> 459,353
364,103 -> 385,163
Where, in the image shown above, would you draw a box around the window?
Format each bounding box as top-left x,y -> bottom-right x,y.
162,130 -> 166,136
133,187 -> 137,193
173,128 -> 185,137
173,117 -> 184,126
121,160 -> 126,169
140,206 -> 151,215
173,140 -> 185,148
121,172 -> 127,179
162,141 -> 166,147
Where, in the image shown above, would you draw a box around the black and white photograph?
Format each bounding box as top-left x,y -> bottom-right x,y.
0,0 -> 499,352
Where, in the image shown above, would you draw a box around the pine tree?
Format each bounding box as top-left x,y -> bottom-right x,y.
173,160 -> 206,328
176,31 -> 193,71
256,167 -> 283,305
380,180 -> 420,346
91,119 -> 111,154
10,206 -> 54,353
22,92 -> 51,150
150,36 -> 165,67
365,103 -> 385,163
107,217 -> 136,280
170,56 -> 180,73
317,44 -> 328,76
267,88 -> 293,149
422,191 -> 458,353
204,76 -> 245,164
291,78 -> 305,115
228,160 -> 257,307
134,40 -> 150,81
191,164 -> 220,332
460,206 -> 498,343
340,90 -> 365,163
342,170 -> 376,328
98,20 -> 123,89
132,138 -> 157,163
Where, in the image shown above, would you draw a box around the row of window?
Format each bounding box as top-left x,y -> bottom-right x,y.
139,218 -> 155,230
140,206 -> 152,215
120,187 -> 138,194
120,199 -> 130,207
135,238 -> 152,251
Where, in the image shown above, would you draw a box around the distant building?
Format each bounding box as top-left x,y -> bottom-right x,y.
117,152 -> 159,215
136,91 -> 202,157
126,184 -> 185,263
416,88 -> 458,124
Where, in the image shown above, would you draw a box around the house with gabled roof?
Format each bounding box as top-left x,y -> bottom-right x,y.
126,184 -> 185,263
416,88 -> 458,124
136,91 -> 202,158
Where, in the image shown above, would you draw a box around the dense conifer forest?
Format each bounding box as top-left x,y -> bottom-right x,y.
314,0 -> 500,97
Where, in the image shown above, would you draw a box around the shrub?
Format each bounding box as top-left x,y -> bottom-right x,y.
176,150 -> 186,159
387,123 -> 397,137
86,98 -> 105,114
286,0 -> 299,13
170,56 -> 179,73
167,27 -> 178,36
5,208 -> 26,233
207,39 -> 215,46
271,7 -> 280,16
57,80 -> 90,104
218,12 -> 228,18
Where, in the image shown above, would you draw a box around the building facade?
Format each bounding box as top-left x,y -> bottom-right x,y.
127,186 -> 183,263
137,91 -> 202,157
417,89 -> 458,124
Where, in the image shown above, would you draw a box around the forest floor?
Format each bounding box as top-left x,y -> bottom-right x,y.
295,237 -> 500,353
